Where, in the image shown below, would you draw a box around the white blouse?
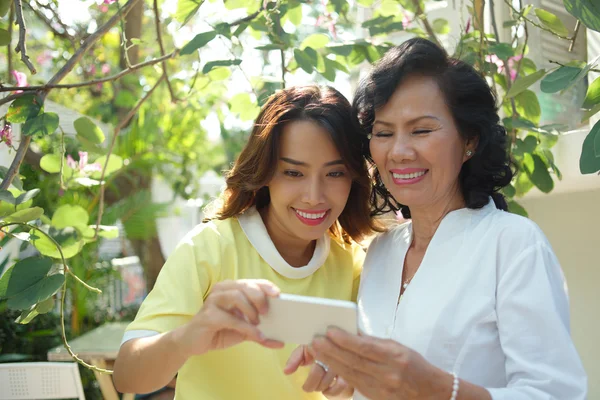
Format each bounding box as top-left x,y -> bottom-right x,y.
356,200 -> 587,400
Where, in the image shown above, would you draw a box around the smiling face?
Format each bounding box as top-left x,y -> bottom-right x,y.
264,119 -> 353,244
369,75 -> 476,213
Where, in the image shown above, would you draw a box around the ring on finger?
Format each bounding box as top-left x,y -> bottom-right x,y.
315,360 -> 329,373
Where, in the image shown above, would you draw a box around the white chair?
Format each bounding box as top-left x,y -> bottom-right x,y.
0,362 -> 85,400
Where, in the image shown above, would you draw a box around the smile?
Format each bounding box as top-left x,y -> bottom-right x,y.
390,169 -> 428,185
293,209 -> 329,226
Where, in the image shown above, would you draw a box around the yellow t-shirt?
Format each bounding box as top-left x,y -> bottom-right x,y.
124,207 -> 365,400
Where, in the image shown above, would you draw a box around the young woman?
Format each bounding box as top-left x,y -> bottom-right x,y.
113,85 -> 380,399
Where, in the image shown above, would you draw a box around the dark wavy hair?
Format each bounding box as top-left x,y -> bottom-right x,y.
211,85 -> 381,243
353,38 -> 514,218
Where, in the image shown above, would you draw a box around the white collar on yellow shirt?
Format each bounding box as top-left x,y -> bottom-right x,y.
237,207 -> 331,279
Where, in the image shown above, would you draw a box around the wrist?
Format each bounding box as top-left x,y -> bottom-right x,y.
429,368 -> 455,400
169,324 -> 198,360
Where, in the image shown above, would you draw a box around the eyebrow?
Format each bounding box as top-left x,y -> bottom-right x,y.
280,157 -> 345,167
373,115 -> 441,127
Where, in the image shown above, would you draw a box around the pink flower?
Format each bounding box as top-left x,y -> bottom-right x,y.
402,12 -> 412,29
101,64 -> 110,74
328,21 -> 338,40
103,0 -> 116,4
66,154 -> 78,170
11,70 -> 28,93
100,5 -> 108,12
465,18 -> 471,34
1,124 -> 13,147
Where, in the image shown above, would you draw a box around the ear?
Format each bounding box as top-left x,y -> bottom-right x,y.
463,137 -> 479,162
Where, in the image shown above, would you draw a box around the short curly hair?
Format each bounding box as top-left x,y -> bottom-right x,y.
353,38 -> 514,218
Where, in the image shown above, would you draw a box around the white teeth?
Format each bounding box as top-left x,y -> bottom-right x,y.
392,171 -> 426,180
296,210 -> 327,219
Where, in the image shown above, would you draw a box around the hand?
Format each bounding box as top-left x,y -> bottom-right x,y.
284,345 -> 354,399
310,328 -> 451,400
174,279 -> 284,357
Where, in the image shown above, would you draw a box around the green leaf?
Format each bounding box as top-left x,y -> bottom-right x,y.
22,112 -> 59,137
489,43 -> 514,60
0,257 -> 64,310
508,200 -> 528,217
0,28 -> 10,46
6,94 -> 43,124
0,167 -> 23,191
74,117 -> 105,144
583,103 -> 600,122
35,297 -> 55,314
4,207 -> 44,223
301,34 -> 330,50
540,66 -> 581,93
583,76 -> 600,109
534,9 -> 569,36
39,154 -> 62,173
175,0 -> 203,27
563,0 -> 600,32
207,67 -> 231,81
0,0 -> 10,18
294,49 -> 315,73
15,307 -> 39,324
51,204 -> 89,231
32,228 -> 84,259
432,18 -> 450,34
202,59 -> 242,74
503,184 -> 516,198
180,31 -> 217,55
91,154 -> 123,178
114,90 -> 137,108
505,69 -> 547,98
514,90 -> 541,124
229,93 -> 260,121
286,4 -> 302,25
255,44 -> 285,51
94,225 -> 119,239
15,189 -> 40,205
0,189 -> 17,205
580,120 -> 600,174
327,44 -> 354,57
529,154 -> 554,193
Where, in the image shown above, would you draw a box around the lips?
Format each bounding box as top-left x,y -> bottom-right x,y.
390,168 -> 428,185
293,208 -> 330,226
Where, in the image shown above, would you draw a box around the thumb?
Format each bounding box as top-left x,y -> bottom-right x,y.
284,345 -> 310,375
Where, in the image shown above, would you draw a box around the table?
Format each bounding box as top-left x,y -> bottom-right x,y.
47,321 -> 135,400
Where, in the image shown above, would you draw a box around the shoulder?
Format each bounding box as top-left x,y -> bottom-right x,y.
368,221 -> 411,253
329,236 -> 366,263
478,208 -> 551,251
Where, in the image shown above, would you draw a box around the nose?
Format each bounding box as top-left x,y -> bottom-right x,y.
390,134 -> 417,163
301,176 -> 325,206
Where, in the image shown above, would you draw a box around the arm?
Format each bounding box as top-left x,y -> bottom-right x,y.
485,241 -> 587,399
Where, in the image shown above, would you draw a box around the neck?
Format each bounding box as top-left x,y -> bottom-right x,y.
259,207 -> 316,267
408,188 -> 466,252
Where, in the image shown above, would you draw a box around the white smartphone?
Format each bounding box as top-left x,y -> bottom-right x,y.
257,293 -> 358,345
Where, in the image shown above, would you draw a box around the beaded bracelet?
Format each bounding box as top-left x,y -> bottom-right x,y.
450,372 -> 459,400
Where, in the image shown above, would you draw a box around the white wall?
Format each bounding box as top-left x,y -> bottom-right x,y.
520,189 -> 600,398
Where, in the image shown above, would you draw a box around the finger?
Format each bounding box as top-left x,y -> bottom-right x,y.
311,336 -> 381,380
322,376 -> 351,397
302,363 -> 327,392
284,346 -> 310,375
326,327 -> 401,363
212,290 -> 260,324
212,309 -> 266,343
315,368 -> 337,392
260,338 -> 285,349
217,280 -> 275,315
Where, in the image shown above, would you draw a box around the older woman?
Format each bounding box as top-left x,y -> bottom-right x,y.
302,38 -> 587,399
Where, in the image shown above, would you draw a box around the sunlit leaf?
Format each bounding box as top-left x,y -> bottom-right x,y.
91,155 -> 123,179
6,94 -> 43,124
529,154 -> 554,193
22,112 -> 59,137
4,207 -> 44,223
294,49 -> 315,73
0,0 -> 10,18
202,59 -> 242,74
32,228 -> 84,260
15,307 -> 39,324
74,117 -> 105,145
301,34 -> 330,50
514,90 -> 541,124
583,76 -> 600,109
39,154 -> 62,174
0,28 -> 9,46
175,0 -> 204,27
51,205 -> 89,231
508,200 -> 528,217
35,297 -> 55,314
432,19 -> 450,34
534,9 -> 569,36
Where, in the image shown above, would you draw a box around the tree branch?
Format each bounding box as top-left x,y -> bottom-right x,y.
412,0 -> 442,48
152,0 -> 177,103
503,0 -> 571,41
24,1 -> 76,48
0,52 -> 176,92
569,20 -> 580,52
280,49 -> 286,89
7,2 -> 14,80
0,0 -> 143,190
14,0 -> 36,74
94,75 -> 166,238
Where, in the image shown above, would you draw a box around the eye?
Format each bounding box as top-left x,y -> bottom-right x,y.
327,171 -> 346,178
413,129 -> 433,135
373,131 -> 393,138
283,170 -> 302,177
